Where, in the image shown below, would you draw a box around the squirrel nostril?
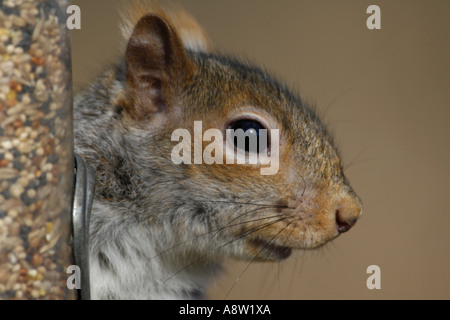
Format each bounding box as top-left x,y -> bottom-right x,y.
335,209 -> 357,233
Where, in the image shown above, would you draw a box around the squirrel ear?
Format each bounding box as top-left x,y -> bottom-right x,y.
124,14 -> 193,118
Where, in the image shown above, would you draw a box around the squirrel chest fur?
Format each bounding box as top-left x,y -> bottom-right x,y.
74,3 -> 362,299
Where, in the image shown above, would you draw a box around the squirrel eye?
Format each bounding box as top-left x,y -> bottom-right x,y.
228,119 -> 269,153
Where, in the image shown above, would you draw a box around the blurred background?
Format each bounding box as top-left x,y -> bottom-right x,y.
71,0 -> 450,299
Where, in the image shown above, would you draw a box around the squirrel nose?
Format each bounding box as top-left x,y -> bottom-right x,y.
334,194 -> 362,233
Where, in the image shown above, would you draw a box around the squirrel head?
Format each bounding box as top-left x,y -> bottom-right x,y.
90,5 -> 363,262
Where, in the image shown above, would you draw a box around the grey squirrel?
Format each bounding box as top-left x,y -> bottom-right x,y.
74,2 -> 362,299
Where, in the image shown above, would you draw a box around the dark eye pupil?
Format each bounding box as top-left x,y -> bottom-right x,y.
229,120 -> 268,153
237,120 -> 263,134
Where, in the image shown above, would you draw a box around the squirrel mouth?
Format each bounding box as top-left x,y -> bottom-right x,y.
249,239 -> 292,261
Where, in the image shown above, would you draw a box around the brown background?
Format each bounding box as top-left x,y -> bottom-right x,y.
71,0 -> 450,299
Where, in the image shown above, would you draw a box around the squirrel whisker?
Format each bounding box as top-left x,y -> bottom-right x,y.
164,217 -> 289,283
201,200 -> 295,210
149,211 -> 286,261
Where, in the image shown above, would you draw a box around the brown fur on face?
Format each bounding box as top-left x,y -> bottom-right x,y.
144,52 -> 362,260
